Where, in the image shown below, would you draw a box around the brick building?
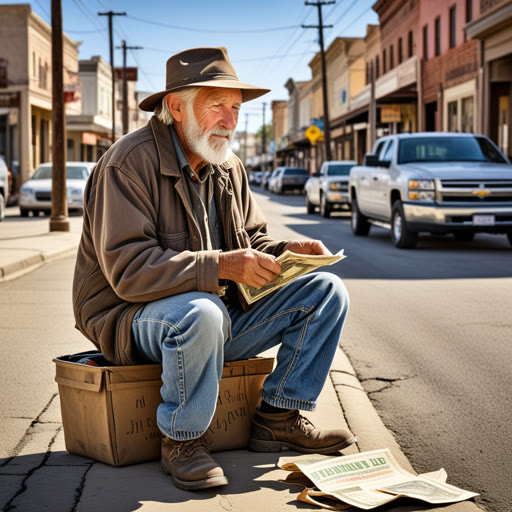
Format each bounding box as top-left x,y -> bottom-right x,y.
419,0 -> 481,132
466,0 -> 512,159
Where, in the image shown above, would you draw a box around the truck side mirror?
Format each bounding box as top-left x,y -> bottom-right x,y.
312,171 -> 321,177
364,154 -> 379,166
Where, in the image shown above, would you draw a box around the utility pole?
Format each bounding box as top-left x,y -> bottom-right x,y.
116,40 -> 143,135
98,10 -> 126,145
244,113 -> 249,165
303,0 -> 334,161
369,61 -> 376,152
262,103 -> 266,172
50,0 -> 69,232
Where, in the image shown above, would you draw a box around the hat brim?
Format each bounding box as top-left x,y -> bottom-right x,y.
138,80 -> 270,112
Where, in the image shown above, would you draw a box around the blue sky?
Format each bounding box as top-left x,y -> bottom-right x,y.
3,0 -> 378,132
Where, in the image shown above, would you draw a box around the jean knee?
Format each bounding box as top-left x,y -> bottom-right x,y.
178,294 -> 231,343
314,272 -> 349,314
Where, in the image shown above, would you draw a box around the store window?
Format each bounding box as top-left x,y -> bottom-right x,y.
466,0 -> 473,22
398,38 -> 403,64
390,45 -> 394,69
461,96 -> 474,133
408,31 -> 414,58
448,101 -> 458,132
383,49 -> 387,73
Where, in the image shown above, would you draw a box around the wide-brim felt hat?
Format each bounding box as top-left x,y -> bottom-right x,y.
139,46 -> 270,112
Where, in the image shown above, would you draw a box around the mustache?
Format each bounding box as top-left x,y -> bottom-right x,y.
208,127 -> 235,142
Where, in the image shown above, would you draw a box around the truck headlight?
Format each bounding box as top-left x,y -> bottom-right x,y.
329,182 -> 345,191
408,179 -> 435,201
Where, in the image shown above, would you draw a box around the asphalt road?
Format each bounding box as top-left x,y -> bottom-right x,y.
252,186 -> 512,512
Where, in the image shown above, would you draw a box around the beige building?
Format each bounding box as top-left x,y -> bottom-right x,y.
67,56 -> 112,162
271,100 -> 288,167
0,4 -> 80,191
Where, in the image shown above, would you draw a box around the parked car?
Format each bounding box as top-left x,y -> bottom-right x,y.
269,167 -> 309,194
249,171 -> 263,186
304,160 -> 357,217
19,161 -> 96,217
261,170 -> 272,190
0,155 -> 10,221
349,132 -> 512,248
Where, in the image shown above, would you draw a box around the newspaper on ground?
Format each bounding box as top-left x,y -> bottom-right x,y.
237,249 -> 345,306
278,448 -> 478,510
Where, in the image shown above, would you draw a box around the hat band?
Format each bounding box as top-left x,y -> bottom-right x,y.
165,72 -> 239,90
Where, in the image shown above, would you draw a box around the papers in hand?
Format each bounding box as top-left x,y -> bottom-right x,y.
237,249 -> 346,307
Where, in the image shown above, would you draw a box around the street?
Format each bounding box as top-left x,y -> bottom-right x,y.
253,187 -> 512,512
1,193 -> 511,512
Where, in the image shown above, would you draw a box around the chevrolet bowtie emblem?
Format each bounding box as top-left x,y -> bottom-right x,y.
472,189 -> 491,197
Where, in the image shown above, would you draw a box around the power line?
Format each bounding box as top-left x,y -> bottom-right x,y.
33,0 -> 51,19
125,15 -> 299,34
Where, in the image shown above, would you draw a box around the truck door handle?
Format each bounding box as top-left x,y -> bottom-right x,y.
373,177 -> 378,181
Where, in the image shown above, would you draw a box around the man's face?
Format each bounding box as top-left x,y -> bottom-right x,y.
182,87 -> 242,165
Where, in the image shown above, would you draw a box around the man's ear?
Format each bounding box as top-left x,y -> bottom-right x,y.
166,93 -> 185,123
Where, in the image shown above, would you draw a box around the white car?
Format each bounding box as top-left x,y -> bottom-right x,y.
304,160 -> 356,217
19,161 -> 95,217
0,156 -> 10,221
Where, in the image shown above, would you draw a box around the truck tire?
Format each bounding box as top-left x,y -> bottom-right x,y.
391,200 -> 418,249
320,193 -> 331,218
351,197 -> 370,236
306,193 -> 316,214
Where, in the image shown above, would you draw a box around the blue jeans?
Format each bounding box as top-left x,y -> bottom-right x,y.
131,272 -> 349,441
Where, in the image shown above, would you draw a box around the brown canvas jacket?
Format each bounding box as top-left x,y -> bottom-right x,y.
73,116 -> 288,365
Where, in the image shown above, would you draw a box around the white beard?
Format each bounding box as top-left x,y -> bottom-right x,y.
182,102 -> 235,165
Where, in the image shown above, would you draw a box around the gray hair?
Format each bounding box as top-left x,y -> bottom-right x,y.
154,87 -> 201,125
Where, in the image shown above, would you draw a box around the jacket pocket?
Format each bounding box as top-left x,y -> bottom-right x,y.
157,230 -> 190,252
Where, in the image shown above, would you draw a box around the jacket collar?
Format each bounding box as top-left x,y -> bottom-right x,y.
149,115 -> 238,178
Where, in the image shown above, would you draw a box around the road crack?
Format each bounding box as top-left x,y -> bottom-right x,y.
360,376 -> 410,395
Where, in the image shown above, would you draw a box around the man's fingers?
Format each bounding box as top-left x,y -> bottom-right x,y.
258,254 -> 282,274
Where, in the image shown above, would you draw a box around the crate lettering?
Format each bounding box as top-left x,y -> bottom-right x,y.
135,395 -> 146,409
212,405 -> 247,432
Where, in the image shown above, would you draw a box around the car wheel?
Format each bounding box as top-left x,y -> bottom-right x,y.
351,197 -> 370,236
320,193 -> 331,218
0,194 -> 5,221
391,200 -> 418,249
20,208 -> 29,217
306,193 -> 316,214
31,210 -> 40,217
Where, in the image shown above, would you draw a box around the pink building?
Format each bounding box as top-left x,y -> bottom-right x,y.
419,0 -> 481,132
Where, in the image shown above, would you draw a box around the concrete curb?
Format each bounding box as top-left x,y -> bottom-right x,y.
0,236 -> 79,282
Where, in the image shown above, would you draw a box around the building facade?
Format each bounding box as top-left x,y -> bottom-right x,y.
0,4 -> 80,191
466,0 -> 512,159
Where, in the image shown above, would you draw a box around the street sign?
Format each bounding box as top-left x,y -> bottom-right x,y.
305,124 -> 323,143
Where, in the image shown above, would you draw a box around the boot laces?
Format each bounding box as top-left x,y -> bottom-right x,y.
169,436 -> 209,461
293,414 -> 315,436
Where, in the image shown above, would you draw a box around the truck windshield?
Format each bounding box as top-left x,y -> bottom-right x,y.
397,137 -> 507,164
283,168 -> 308,176
327,164 -> 354,176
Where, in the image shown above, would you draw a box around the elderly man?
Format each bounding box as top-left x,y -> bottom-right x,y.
73,47 -> 354,491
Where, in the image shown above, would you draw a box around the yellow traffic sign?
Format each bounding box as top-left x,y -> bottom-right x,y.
305,124 -> 323,143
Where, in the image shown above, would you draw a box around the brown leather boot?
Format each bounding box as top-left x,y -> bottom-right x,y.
248,409 -> 356,454
161,436 -> 228,491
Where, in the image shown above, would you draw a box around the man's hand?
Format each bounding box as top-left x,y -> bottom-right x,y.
284,240 -> 332,256
219,249 -> 282,289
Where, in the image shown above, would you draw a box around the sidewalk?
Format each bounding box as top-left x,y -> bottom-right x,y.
0,212 -> 483,512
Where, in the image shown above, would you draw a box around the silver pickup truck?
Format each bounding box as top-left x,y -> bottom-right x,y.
304,160 -> 356,217
348,132 -> 512,248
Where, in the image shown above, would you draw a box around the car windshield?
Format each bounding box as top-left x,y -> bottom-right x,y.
31,165 -> 89,180
397,137 -> 507,164
283,168 -> 308,176
326,164 -> 353,176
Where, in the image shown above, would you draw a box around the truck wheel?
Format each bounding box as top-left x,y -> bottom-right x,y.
391,201 -> 418,249
320,193 -> 331,218
351,197 -> 370,236
306,193 -> 316,214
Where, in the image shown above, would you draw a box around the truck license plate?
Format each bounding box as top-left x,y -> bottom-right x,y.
473,215 -> 495,226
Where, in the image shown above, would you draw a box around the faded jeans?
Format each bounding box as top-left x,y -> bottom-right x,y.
131,272 -> 349,441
